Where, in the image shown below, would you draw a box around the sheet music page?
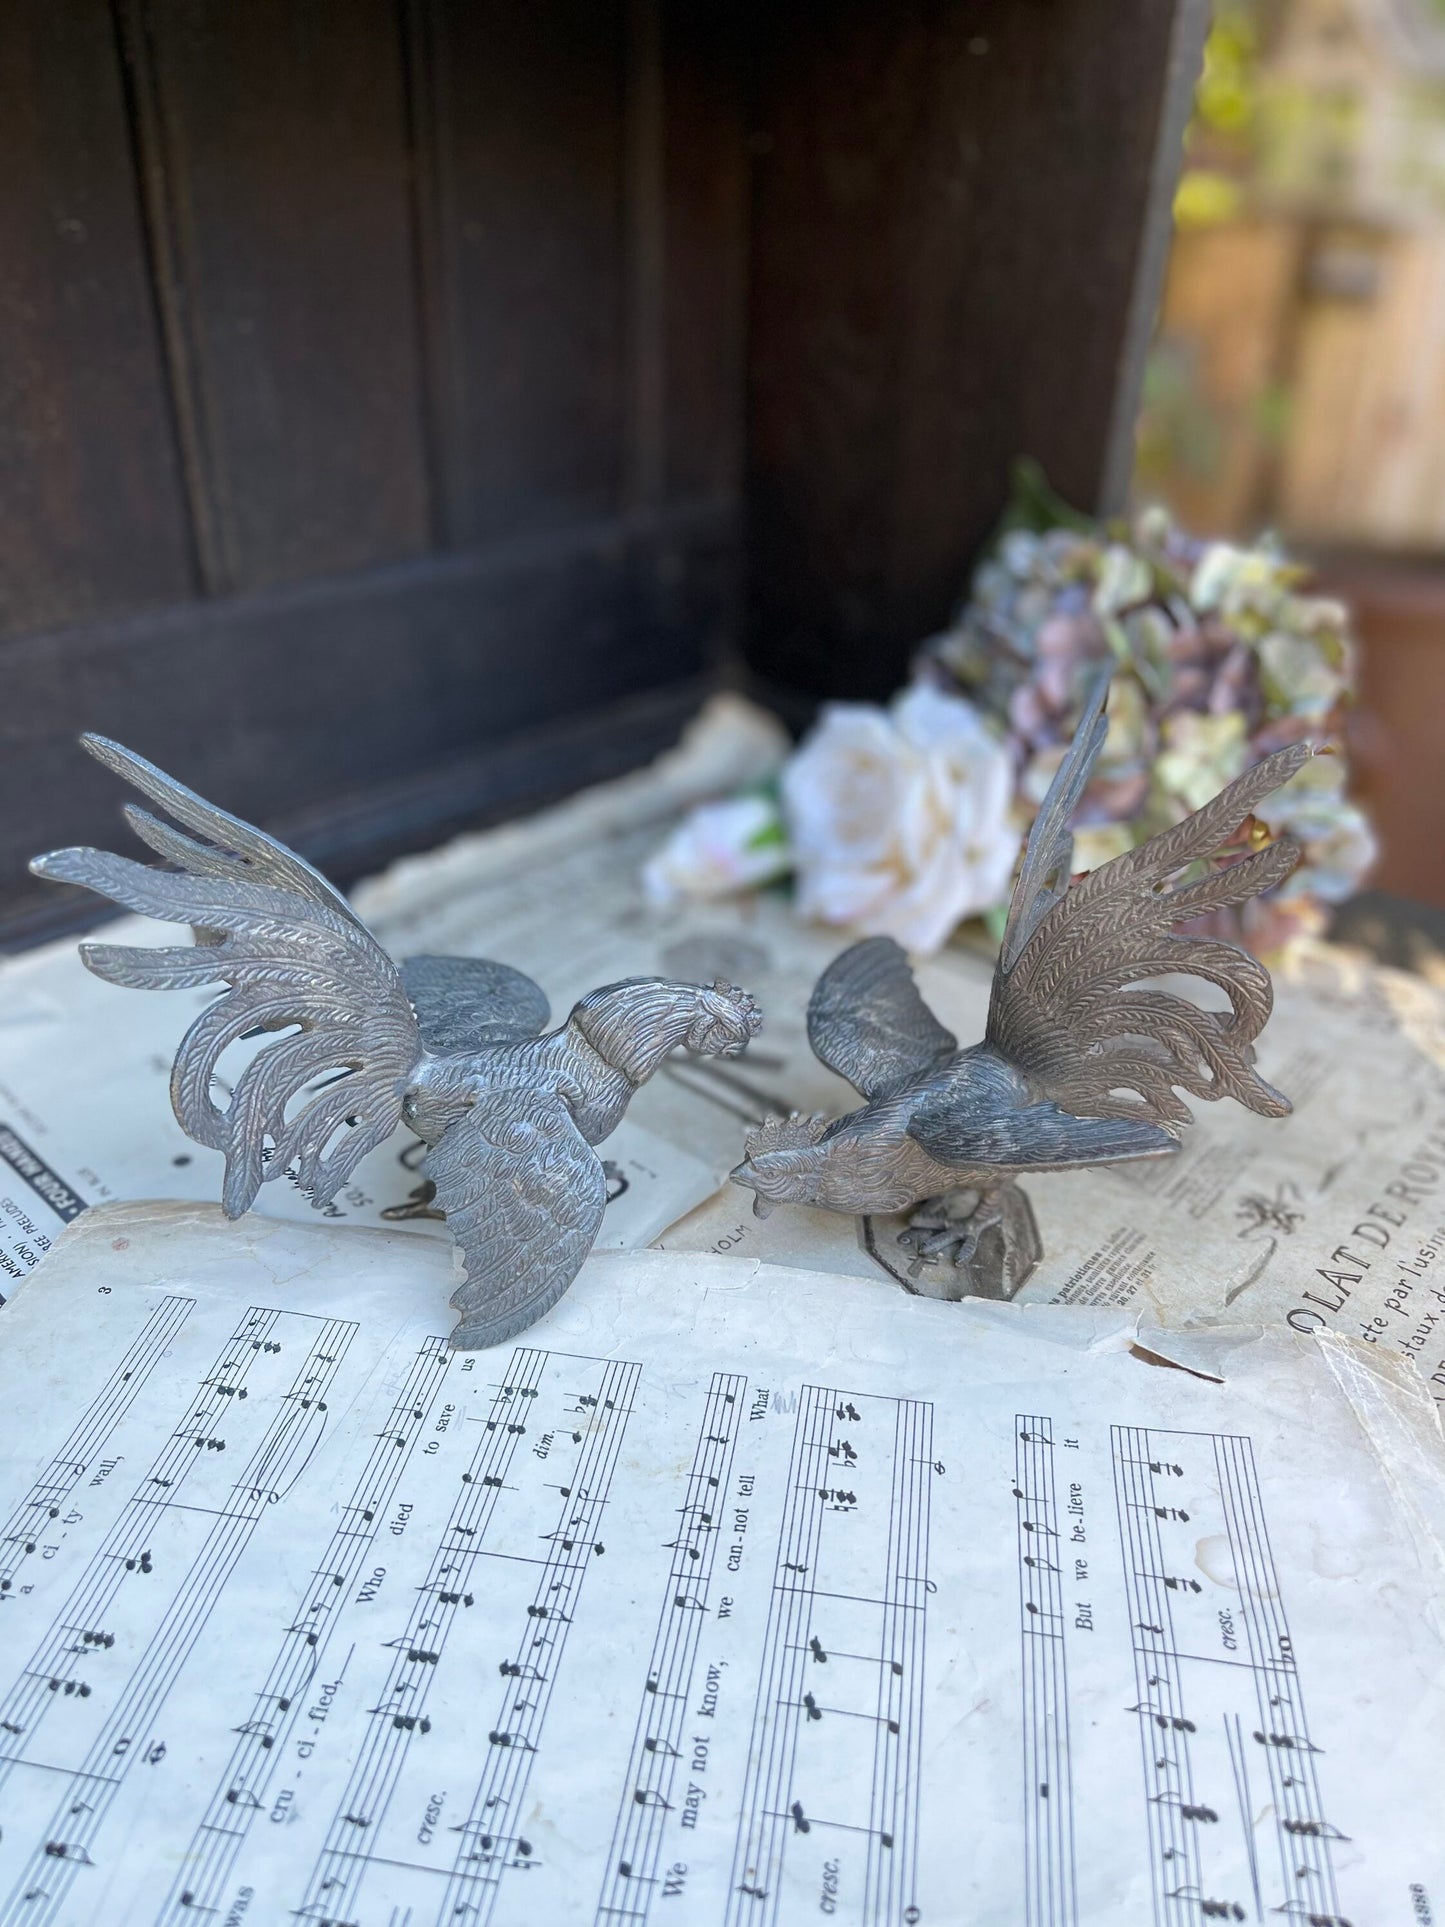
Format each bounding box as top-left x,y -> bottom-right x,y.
662,945 -> 1445,1411
0,698 -> 792,1292
0,1201 -> 1440,1926
0,694 -> 984,1299
11,687 -> 1445,1404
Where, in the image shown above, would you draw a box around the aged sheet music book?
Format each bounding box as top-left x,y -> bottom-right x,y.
0,1202 -> 1440,1926
6,694 -> 1445,1420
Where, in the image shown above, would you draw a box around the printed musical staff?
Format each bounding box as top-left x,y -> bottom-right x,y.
1112,1427 -> 1343,1927
1212,1434 -> 1343,1926
0,1296 -> 192,1605
0,1305 -> 286,1803
1014,1416 -> 1077,1927
154,1335 -> 450,1925
287,1349 -> 639,1926
437,1356 -> 640,1927
596,1372 -> 746,1924
0,1312 -> 356,1925
295,1347 -> 552,1927
725,1387 -> 934,1927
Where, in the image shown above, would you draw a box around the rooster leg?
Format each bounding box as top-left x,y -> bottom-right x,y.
896,1181 -> 1042,1302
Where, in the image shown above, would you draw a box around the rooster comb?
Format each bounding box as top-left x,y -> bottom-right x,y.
712,979 -> 762,1036
742,1111 -> 828,1158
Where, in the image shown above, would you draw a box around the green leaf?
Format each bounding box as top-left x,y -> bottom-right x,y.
982,902 -> 1010,947
744,819 -> 789,854
996,458 -> 1097,538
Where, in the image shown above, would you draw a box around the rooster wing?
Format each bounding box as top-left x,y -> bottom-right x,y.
806,936 -> 958,1099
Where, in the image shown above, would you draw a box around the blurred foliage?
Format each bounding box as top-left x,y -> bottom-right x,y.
1175,3 -> 1261,226
1195,4 -> 1260,141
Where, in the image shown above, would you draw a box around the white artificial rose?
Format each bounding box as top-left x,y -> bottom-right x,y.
642,793 -> 791,908
781,683 -> 1020,955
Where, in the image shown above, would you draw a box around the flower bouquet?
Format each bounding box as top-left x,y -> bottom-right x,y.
644,474 -> 1374,959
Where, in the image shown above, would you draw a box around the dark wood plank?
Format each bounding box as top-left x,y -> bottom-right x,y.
414,0 -> 629,546
743,0 -> 1207,701
0,1 -> 194,640
128,0 -> 432,592
0,504 -> 732,947
660,0 -> 750,507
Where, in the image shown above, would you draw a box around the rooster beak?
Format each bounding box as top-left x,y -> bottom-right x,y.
730,1160 -> 771,1217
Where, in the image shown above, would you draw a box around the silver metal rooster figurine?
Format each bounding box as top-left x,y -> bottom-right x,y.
730,671 -> 1313,1300
31,737 -> 762,1348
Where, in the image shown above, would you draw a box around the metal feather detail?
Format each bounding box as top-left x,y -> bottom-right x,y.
731,671 -> 1313,1301
987,669 -> 1309,1127
32,736 -> 764,1347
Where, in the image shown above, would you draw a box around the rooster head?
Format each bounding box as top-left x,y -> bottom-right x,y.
684,979 -> 762,1059
730,1111 -> 831,1217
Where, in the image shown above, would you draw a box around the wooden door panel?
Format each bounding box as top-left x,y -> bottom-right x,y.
0,1 -> 194,640
125,0 -> 433,591
413,0 -> 629,545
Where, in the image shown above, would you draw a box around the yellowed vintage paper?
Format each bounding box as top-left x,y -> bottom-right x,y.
0,1201 -> 1439,1925
0,696 -> 980,1298
9,694 -> 1445,1415
0,698 -> 790,1291
663,943 -> 1445,1414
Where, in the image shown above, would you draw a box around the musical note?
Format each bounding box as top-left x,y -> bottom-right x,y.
1281,1817 -> 1348,1840
42,1842 -> 94,1865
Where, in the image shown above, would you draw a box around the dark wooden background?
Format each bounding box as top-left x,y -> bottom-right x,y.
0,0 -> 1204,948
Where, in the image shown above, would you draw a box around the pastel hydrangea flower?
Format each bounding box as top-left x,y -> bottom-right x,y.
919,488 -> 1373,952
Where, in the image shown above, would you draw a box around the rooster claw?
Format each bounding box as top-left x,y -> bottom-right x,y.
894,1182 -> 1042,1302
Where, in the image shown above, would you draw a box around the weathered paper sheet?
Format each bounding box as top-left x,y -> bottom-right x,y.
0,1202 -> 1438,1926
0,696 -> 975,1299
9,694 -> 1445,1411
0,698 -> 792,1291
663,940 -> 1445,1410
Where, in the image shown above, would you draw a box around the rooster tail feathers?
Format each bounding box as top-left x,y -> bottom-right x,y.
31,747 -> 424,1217
989,695 -> 1313,1129
1000,667 -> 1110,972
75,734 -> 366,923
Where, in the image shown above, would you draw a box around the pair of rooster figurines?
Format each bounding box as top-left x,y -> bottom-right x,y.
32,673 -> 1311,1347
